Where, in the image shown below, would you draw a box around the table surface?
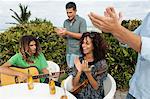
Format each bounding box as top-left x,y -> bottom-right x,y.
0,83 -> 77,99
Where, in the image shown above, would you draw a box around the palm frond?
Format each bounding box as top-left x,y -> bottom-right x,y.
11,15 -> 22,24
10,3 -> 31,24
10,9 -> 22,23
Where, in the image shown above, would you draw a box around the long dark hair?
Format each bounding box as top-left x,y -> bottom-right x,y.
19,35 -> 41,63
80,32 -> 108,62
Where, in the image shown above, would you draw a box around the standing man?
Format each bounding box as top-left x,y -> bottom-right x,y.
56,2 -> 87,68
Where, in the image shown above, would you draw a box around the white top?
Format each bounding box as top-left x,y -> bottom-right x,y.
129,12 -> 150,99
0,83 -> 77,99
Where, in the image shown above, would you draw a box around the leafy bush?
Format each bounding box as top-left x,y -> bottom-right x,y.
0,18 -> 66,68
102,33 -> 137,89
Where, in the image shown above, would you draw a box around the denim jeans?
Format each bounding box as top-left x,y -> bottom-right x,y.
126,93 -> 136,99
66,53 -> 79,68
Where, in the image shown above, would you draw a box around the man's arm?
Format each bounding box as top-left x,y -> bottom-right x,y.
65,19 -> 87,39
89,7 -> 141,52
112,25 -> 141,52
65,31 -> 82,39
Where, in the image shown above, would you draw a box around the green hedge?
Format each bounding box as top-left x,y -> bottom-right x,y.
102,33 -> 137,89
0,19 -> 141,89
0,18 -> 66,68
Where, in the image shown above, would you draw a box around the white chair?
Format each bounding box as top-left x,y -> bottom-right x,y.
103,74 -> 116,99
61,73 -> 116,99
61,75 -> 73,91
46,61 -> 60,81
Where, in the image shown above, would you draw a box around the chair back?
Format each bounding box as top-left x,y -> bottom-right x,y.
61,75 -> 73,92
103,74 -> 116,99
46,61 -> 60,81
61,73 -> 116,99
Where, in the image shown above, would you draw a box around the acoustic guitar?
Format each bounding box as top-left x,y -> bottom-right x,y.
0,66 -> 67,86
72,79 -> 89,95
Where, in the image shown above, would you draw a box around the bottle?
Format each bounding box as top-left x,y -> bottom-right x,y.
60,87 -> 68,99
60,95 -> 68,99
49,80 -> 56,95
27,75 -> 34,90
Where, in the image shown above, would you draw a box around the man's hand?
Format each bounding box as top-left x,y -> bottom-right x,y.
88,7 -> 122,33
104,9 -> 123,24
54,28 -> 67,37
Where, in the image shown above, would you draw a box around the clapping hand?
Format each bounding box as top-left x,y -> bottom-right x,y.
54,28 -> 67,37
104,9 -> 123,24
74,57 -> 90,72
88,7 -> 122,33
74,57 -> 82,72
82,60 -> 90,72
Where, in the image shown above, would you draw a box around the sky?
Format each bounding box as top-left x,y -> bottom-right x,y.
0,0 -> 150,31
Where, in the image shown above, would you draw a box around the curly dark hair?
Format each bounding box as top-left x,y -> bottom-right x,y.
19,35 -> 41,63
80,32 -> 108,62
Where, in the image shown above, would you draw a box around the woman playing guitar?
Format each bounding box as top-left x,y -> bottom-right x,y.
0,35 -> 49,84
72,32 -> 108,98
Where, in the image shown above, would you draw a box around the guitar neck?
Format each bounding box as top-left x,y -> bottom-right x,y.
32,71 -> 65,79
32,74 -> 49,79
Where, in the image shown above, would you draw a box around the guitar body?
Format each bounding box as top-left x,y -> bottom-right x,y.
0,66 -> 40,86
72,79 -> 89,95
